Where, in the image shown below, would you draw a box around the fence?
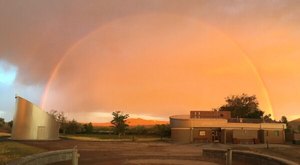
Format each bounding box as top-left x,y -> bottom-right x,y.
8,146 -> 79,165
202,148 -> 298,165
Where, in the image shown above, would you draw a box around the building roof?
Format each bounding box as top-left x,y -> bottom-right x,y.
289,118 -> 300,123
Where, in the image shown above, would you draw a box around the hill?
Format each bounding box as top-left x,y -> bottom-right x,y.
93,118 -> 169,127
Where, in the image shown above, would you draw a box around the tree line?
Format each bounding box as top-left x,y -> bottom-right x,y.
0,118 -> 13,132
49,110 -> 171,138
49,110 -> 94,134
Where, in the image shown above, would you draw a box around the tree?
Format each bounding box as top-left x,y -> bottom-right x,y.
219,93 -> 264,119
65,119 -> 82,134
83,122 -> 94,134
0,118 -> 5,128
7,120 -> 13,128
49,110 -> 67,134
281,116 -> 288,123
153,124 -> 171,140
111,111 -> 129,137
263,114 -> 274,122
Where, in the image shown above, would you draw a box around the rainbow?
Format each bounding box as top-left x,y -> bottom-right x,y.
41,13 -> 275,118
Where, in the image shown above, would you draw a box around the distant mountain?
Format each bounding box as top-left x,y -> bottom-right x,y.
93,118 -> 169,127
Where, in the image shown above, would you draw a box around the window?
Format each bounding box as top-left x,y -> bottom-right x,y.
274,131 -> 280,136
199,131 -> 206,136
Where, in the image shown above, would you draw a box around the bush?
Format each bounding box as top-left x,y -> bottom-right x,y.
127,126 -> 148,135
153,124 -> 171,139
65,119 -> 83,134
83,122 -> 94,134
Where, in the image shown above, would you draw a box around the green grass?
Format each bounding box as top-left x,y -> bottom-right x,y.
0,141 -> 46,165
60,134 -> 170,142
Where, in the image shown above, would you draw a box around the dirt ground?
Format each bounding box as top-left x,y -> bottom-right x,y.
20,140 -> 220,165
18,140 -> 300,165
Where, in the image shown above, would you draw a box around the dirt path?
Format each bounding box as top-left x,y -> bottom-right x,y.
19,140 -> 300,165
20,140 -> 220,165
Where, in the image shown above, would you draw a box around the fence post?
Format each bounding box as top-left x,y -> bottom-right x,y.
226,148 -> 232,165
72,146 -> 79,165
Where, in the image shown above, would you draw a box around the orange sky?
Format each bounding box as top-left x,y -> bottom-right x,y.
0,1 -> 300,122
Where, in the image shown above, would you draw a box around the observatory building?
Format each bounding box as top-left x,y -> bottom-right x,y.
12,96 -> 59,140
170,111 -> 286,144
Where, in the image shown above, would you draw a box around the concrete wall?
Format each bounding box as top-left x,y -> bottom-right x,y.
170,117 -> 191,128
293,133 -> 300,144
193,128 -> 213,143
232,129 -> 258,144
170,116 -> 286,130
171,128 -> 191,143
259,130 -> 285,144
170,116 -> 286,143
294,133 -> 300,140
233,129 -> 258,139
221,129 -> 233,143
202,149 -> 298,165
190,111 -> 231,119
12,96 -> 59,140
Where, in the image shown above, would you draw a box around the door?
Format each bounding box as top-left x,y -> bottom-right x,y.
212,129 -> 221,142
37,126 -> 46,139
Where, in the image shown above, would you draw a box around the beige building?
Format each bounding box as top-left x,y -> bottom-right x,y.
288,118 -> 300,133
170,111 -> 286,144
12,96 -> 59,140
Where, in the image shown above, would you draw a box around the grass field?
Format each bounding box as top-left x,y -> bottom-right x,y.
0,141 -> 46,165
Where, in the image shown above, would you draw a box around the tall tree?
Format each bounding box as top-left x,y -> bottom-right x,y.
219,93 -> 264,119
111,111 -> 129,137
49,110 -> 67,134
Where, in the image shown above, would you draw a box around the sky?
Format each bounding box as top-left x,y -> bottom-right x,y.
0,0 -> 300,122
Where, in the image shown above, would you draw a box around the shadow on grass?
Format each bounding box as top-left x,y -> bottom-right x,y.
0,141 -> 46,165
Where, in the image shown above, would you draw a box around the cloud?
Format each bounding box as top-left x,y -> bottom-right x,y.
65,111 -> 168,123
0,60 -> 18,85
1,1 -> 300,121
0,110 -> 5,117
1,0 -> 300,85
